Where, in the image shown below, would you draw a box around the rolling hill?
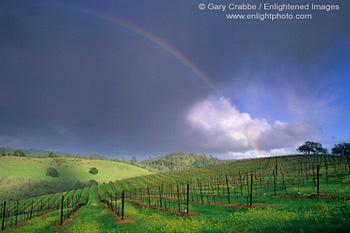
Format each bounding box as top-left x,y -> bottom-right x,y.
0,156 -> 153,201
1,154 -> 350,232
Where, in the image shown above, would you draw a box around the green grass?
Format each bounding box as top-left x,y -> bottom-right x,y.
5,210 -> 61,233
3,154 -> 350,232
0,156 -> 153,183
0,156 -> 153,200
55,186 -> 120,233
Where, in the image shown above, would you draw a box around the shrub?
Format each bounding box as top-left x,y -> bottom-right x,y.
48,152 -> 60,158
46,167 -> 59,177
13,150 -> 25,157
89,179 -> 98,186
89,167 -> 98,175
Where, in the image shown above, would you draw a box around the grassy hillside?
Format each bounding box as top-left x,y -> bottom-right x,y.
2,154 -> 350,232
0,156 -> 152,183
0,156 -> 153,201
1,146 -> 234,172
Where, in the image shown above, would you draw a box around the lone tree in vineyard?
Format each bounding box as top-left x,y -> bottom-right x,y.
297,141 -> 328,155
332,142 -> 350,156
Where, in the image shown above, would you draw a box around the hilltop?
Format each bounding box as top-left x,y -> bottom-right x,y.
138,152 -> 234,172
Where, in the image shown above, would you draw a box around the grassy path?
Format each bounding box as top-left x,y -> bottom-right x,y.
53,186 -> 122,233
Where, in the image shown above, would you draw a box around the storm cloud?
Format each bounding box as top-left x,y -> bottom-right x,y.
1,0 -> 349,159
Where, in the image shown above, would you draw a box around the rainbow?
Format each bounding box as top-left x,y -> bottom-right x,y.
58,4 -> 263,158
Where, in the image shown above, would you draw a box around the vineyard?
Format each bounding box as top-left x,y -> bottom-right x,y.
1,154 -> 350,232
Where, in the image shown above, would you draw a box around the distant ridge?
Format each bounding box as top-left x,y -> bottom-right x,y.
139,152 -> 234,172
0,146 -> 66,156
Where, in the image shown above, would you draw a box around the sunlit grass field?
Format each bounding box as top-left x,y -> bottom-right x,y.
2,154 -> 350,232
0,156 -> 152,183
5,188 -> 350,233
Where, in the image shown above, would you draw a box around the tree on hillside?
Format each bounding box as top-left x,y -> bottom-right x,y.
0,147 -> 7,153
131,156 -> 137,163
48,152 -> 60,158
297,141 -> 328,155
89,167 -> 98,175
46,167 -> 59,177
319,147 -> 329,155
13,150 -> 25,157
89,179 -> 98,186
139,152 -> 230,172
332,142 -> 350,156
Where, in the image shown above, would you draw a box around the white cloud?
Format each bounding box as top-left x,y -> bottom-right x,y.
186,97 -> 316,157
220,147 -> 297,159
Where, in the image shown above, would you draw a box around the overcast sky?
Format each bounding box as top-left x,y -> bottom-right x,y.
1,0 -> 349,160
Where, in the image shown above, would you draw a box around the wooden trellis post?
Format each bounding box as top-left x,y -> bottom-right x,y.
122,190 -> 125,220
60,196 -> 64,225
177,185 -> 180,211
30,200 -> 33,220
225,174 -> 230,204
186,184 -> 189,213
250,174 -> 253,206
2,201 -> 6,230
159,186 -> 162,208
317,164 -> 320,196
273,169 -> 277,196
147,187 -> 151,205
15,201 -> 18,225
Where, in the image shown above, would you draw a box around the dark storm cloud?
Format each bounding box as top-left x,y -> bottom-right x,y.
0,0 -> 212,157
0,0 -> 349,158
